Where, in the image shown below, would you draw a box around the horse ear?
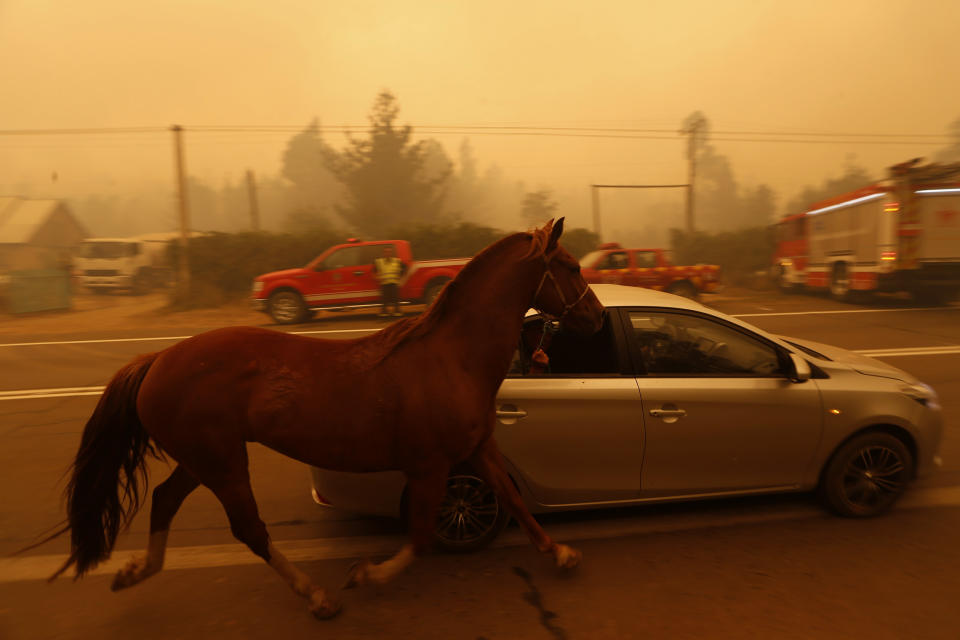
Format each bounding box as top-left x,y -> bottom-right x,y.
546,217 -> 565,252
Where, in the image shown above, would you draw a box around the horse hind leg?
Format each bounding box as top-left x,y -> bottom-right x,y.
210,465 -> 341,620
112,464 -> 200,591
469,437 -> 581,569
344,467 -> 448,589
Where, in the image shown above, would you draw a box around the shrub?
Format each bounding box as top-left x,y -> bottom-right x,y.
670,226 -> 775,286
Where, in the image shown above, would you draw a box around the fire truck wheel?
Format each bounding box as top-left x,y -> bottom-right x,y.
829,263 -> 852,301
912,288 -> 952,306
667,281 -> 699,301
778,267 -> 796,293
268,290 -> 308,324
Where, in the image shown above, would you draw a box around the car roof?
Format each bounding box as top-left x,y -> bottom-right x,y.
588,284 -> 709,312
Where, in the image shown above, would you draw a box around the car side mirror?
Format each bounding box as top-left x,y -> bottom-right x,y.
788,352 -> 811,383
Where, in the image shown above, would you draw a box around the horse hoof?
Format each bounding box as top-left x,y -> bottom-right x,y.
309,592 -> 342,620
553,544 -> 581,570
110,569 -> 134,592
341,560 -> 368,590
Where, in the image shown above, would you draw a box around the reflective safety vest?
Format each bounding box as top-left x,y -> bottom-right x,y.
374,256 -> 404,285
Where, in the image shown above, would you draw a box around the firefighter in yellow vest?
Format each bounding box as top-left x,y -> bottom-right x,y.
374,245 -> 406,317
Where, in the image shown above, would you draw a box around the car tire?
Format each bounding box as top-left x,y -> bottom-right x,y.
268,290 -> 308,325
666,281 -> 699,301
433,474 -> 510,553
818,431 -> 914,518
424,279 -> 450,307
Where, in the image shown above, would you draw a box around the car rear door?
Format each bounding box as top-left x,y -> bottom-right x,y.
622,308 -> 823,494
493,315 -> 646,508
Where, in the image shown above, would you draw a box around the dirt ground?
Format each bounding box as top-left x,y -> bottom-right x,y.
0,291 -> 266,338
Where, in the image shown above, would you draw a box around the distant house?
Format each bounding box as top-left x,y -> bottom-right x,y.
0,197 -> 89,272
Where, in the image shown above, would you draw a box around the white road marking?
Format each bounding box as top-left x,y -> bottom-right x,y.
0,328 -> 376,348
4,484 -> 959,584
732,306 -> 952,318
0,386 -> 106,401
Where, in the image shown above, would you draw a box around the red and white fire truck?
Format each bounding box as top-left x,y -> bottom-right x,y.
774,159 -> 960,303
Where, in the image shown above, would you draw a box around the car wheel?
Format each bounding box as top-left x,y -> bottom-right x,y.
667,281 -> 699,300
268,290 -> 308,325
434,474 -> 510,553
819,432 -> 914,517
829,262 -> 852,301
424,280 -> 449,307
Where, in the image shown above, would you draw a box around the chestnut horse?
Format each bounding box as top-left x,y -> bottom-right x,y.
46,218 -> 603,619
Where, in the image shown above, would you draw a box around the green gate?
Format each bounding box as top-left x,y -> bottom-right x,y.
5,270 -> 72,314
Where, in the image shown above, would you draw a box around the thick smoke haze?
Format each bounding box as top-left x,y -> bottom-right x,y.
2,0 -> 959,242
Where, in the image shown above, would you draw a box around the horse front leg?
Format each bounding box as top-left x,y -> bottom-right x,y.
343,467 -> 448,589
469,437 -> 581,570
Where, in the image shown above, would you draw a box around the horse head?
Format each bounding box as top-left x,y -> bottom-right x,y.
529,218 -> 605,336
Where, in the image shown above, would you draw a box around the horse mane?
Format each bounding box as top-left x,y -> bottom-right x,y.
355,223 -> 554,364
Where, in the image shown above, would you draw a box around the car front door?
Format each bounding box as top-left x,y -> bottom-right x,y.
624,308 -> 823,494
494,315 -> 646,508
309,245 -> 381,305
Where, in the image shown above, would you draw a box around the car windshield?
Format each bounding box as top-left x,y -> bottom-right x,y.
579,251 -> 605,269
79,242 -> 135,259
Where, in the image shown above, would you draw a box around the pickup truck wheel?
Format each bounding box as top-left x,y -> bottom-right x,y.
268,291 -> 308,325
424,280 -> 450,307
666,281 -> 699,301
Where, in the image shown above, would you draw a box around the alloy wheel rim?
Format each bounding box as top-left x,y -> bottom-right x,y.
840,444 -> 906,510
273,296 -> 299,321
436,475 -> 500,544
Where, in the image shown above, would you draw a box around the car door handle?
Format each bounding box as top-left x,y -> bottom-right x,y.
649,408 -> 686,418
352,270 -> 365,276
496,405 -> 528,425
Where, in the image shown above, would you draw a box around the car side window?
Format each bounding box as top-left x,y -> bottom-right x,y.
633,251 -> 657,268
325,246 -> 371,269
628,310 -> 783,376
597,251 -> 629,270
508,314 -> 622,377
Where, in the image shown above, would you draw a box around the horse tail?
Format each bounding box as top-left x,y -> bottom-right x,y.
51,351 -> 162,580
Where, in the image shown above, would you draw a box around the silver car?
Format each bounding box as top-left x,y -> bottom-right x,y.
310,285 -> 943,551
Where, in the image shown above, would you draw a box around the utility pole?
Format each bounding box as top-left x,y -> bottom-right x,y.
591,185 -> 602,241
245,169 -> 261,231
590,183 -> 690,244
171,125 -> 192,288
680,114 -> 706,233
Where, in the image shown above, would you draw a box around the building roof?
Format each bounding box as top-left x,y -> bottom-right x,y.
0,197 -> 69,243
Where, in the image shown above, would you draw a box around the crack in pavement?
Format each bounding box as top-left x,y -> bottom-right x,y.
512,565 -> 568,640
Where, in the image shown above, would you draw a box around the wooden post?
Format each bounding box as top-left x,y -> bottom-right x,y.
591,185 -> 602,241
246,169 -> 261,231
171,125 -> 191,287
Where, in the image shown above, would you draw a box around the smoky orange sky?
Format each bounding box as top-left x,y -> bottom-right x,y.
1,0 -> 959,233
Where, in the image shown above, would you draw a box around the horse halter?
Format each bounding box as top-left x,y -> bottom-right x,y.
531,250 -> 591,321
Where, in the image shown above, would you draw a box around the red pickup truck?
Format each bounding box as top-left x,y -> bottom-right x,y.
579,243 -> 721,299
251,239 -> 468,324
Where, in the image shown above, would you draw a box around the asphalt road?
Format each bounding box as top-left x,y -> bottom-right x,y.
1,289 -> 958,638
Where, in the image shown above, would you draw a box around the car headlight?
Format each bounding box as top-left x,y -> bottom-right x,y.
252,280 -> 264,293
900,382 -> 939,408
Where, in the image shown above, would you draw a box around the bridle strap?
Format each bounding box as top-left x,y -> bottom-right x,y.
531,251 -> 590,320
